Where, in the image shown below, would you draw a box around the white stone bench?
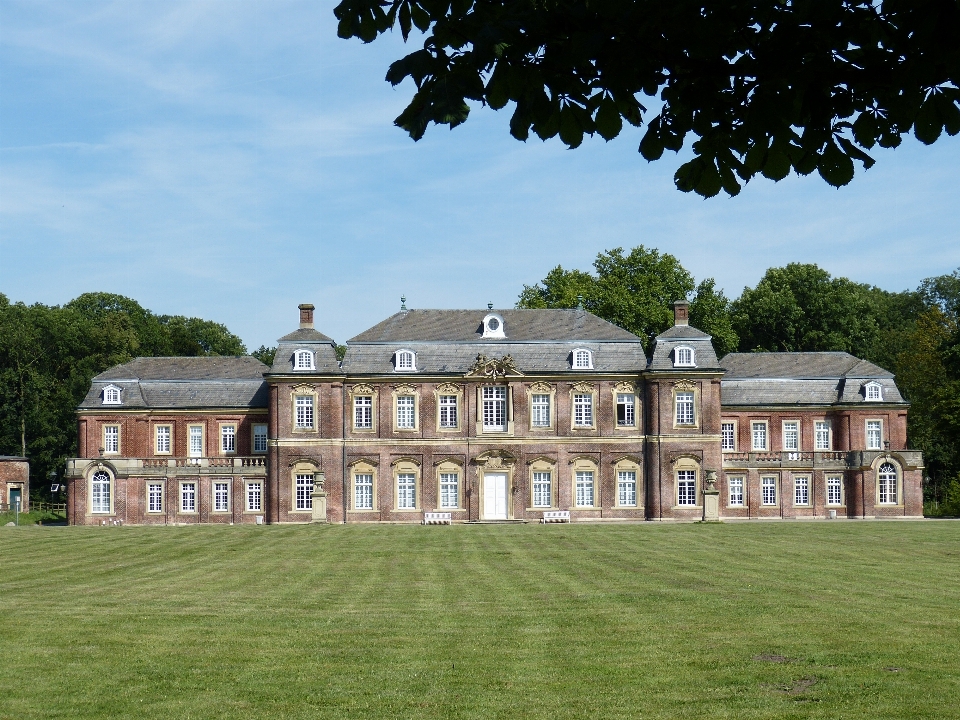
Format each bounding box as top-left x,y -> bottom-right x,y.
541,510 -> 571,523
423,512 -> 452,525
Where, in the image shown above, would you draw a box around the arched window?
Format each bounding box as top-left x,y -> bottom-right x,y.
102,385 -> 121,405
865,382 -> 883,401
395,349 -> 416,372
878,462 -> 898,504
91,470 -> 112,514
294,349 -> 315,370
674,346 -> 695,367
572,348 -> 593,369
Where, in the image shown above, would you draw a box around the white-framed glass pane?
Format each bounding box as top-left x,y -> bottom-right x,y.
396,396 -> 416,429
397,473 -> 416,509
752,422 -> 767,451
180,483 -> 196,513
532,472 -> 552,507
295,395 -> 315,429
155,426 -> 171,454
103,426 -> 119,453
675,392 -> 694,424
396,351 -> 414,370
573,394 -> 593,427
482,386 -> 507,431
616,394 -> 635,426
439,396 -> 458,428
440,473 -> 459,508
867,421 -> 882,450
574,349 -> 591,368
783,422 -> 799,451
148,483 -> 163,513
189,426 -> 203,457
878,463 -> 897,504
815,422 -> 831,450
253,424 -> 268,453
575,471 -> 594,507
762,477 -> 777,505
866,384 -> 882,400
214,482 -> 229,512
354,396 -> 372,429
532,394 -> 551,427
618,470 -> 637,506
354,474 -> 374,510
246,482 -> 262,511
91,471 -> 111,513
721,423 -> 735,451
295,474 -> 313,510
675,347 -> 693,366
677,470 -> 696,505
795,477 -> 809,505
728,477 -> 744,506
827,476 -> 843,505
295,350 -> 313,369
221,425 -> 235,453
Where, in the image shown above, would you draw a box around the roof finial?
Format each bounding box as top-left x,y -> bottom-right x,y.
487,302 -> 493,310
401,295 -> 407,311
576,294 -> 584,310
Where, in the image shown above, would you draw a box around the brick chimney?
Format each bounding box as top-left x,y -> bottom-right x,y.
673,300 -> 689,326
298,303 -> 315,329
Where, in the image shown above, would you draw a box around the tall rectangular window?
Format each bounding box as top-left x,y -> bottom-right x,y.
531,394 -> 551,427
440,473 -> 459,509
815,421 -> 831,450
573,394 -> 593,427
397,473 -> 416,509
439,396 -> 458,429
866,420 -> 882,450
253,424 -> 268,454
148,483 -> 163,513
214,482 -> 229,512
575,471 -> 595,507
677,470 -> 696,505
618,470 -> 637,506
482,386 -> 507,431
246,482 -> 262,512
762,476 -> 777,505
220,424 -> 236,454
295,474 -> 313,511
675,392 -> 695,425
91,471 -> 111,513
180,482 -> 196,513
155,425 -> 171,454
295,395 -> 315,429
103,425 -> 119,454
354,396 -> 372,429
189,425 -> 203,457
396,396 -> 416,429
533,472 -> 552,507
721,422 -> 736,451
827,476 -> 843,505
795,477 -> 809,505
728,477 -> 744,506
616,394 -> 635,426
783,422 -> 799,451
752,422 -> 768,451
354,474 -> 373,510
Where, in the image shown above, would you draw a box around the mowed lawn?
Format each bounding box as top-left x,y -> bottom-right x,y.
2,522 -> 959,719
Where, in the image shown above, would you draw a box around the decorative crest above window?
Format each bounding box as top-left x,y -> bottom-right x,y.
465,354 -> 523,379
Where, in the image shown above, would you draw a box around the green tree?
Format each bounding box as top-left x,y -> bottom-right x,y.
334,0 -> 960,197
689,279 -> 739,357
252,345 -> 278,366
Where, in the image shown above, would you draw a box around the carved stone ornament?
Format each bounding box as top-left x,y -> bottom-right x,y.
350,383 -> 378,396
673,380 -> 696,392
572,382 -> 596,393
291,383 -> 316,393
614,381 -> 636,393
465,354 -> 524,379
530,381 -> 553,393
474,450 -> 516,467
393,383 -> 418,395
486,456 -> 504,469
436,382 -> 463,395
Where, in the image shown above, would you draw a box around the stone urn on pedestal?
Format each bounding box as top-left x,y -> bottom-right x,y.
702,469 -> 720,522
311,471 -> 328,523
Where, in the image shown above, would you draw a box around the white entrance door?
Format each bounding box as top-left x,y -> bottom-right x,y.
483,473 -> 508,520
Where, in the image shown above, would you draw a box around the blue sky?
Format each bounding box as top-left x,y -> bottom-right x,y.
2,1 -> 959,350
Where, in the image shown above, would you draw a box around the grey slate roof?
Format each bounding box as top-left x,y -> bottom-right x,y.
719,352 -> 905,406
269,327 -> 342,375
343,309 -> 647,375
80,357 -> 269,410
647,324 -> 722,371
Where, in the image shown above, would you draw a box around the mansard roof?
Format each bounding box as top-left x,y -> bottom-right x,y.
719,352 -> 905,406
343,309 -> 647,375
269,328 -> 342,375
79,357 -> 269,410
647,323 -> 722,371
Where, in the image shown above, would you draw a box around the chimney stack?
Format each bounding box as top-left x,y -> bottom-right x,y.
298,303 -> 315,329
673,300 -> 689,326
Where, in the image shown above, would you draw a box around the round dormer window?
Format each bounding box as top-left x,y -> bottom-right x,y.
481,313 -> 506,339
488,317 -> 500,331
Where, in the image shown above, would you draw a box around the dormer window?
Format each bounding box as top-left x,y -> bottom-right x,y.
294,349 -> 315,370
102,385 -> 122,405
481,313 -> 506,339
674,346 -> 695,367
395,349 -> 417,372
572,348 -> 593,370
865,382 -> 882,401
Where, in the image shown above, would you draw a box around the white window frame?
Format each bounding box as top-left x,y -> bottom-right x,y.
246,481 -> 263,512
616,393 -> 635,427
90,471 -> 112,514
751,421 -> 768,451
354,473 -> 374,510
394,349 -> 417,372
354,395 -> 373,430
674,346 -> 695,367
532,471 -> 552,508
782,421 -> 799,452
878,462 -> 898,504
147,483 -> 163,513
815,421 -> 832,450
572,348 -> 593,369
295,395 -> 315,430
617,470 -> 637,507
482,386 -> 507,432
728,476 -> 744,506
826,475 -> 843,506
220,423 -> 236,455
481,313 -> 506,339
721,422 -> 736,451
295,474 -> 314,511
102,385 -> 122,405
761,476 -> 777,506
397,472 -> 417,509
180,482 -> 197,513
573,393 -> 594,428
865,382 -> 883,401
213,481 -> 230,512
395,395 -> 416,430
188,424 -> 204,458
439,472 -> 459,509
677,470 -> 697,506
575,471 -> 595,507
294,349 -> 315,370
252,424 -> 268,454
438,395 -> 458,429
675,392 -> 695,426
866,419 -> 883,450
155,425 -> 172,455
103,425 -> 120,455
531,394 -> 551,428
794,476 -> 810,506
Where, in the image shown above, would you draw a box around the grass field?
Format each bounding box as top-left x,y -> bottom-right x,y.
2,521 -> 959,719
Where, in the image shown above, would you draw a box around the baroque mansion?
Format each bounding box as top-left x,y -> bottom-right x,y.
64,301 -> 924,525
